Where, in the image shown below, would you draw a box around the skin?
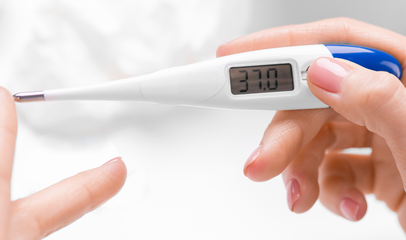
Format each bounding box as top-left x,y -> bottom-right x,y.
0,87 -> 127,239
217,18 -> 406,230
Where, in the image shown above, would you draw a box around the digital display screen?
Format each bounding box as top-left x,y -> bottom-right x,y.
230,64 -> 294,95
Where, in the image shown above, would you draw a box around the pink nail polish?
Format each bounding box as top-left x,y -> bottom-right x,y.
340,198 -> 360,221
243,145 -> 262,176
102,157 -> 122,166
308,57 -> 351,93
287,179 -> 300,211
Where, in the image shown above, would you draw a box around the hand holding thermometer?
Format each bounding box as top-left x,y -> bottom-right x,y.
13,44 -> 402,110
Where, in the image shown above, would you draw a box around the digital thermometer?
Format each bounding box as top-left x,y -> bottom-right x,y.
13,44 -> 402,111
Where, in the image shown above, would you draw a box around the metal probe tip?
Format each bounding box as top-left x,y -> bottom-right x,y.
13,91 -> 45,102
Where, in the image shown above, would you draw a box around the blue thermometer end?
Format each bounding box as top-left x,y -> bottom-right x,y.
325,44 -> 402,79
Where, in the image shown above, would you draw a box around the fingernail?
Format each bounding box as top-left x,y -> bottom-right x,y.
340,198 -> 360,221
287,179 -> 300,211
102,157 -> 122,166
243,145 -> 262,176
308,57 -> 351,93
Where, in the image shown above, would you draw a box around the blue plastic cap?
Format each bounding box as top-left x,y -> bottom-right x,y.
325,44 -> 402,79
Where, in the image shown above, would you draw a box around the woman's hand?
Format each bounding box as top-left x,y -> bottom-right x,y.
0,87 -> 127,239
217,18 -> 406,230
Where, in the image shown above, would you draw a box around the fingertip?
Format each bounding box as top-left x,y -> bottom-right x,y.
243,145 -> 262,178
245,154 -> 285,182
339,192 -> 367,221
102,157 -> 127,192
307,57 -> 351,94
320,183 -> 367,221
0,86 -> 13,98
244,155 -> 264,182
0,86 -> 17,129
319,155 -> 368,221
285,176 -> 320,214
286,178 -> 301,212
216,41 -> 231,57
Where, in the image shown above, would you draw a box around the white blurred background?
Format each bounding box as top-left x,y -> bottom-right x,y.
1,0 -> 406,239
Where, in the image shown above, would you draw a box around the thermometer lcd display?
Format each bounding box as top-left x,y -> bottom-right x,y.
230,64 -> 294,95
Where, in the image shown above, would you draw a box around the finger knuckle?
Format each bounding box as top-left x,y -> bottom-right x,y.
75,172 -> 104,209
332,17 -> 356,25
324,17 -> 355,28
11,199 -> 45,238
322,17 -> 361,43
266,118 -> 303,164
281,118 -> 305,151
358,72 -> 399,111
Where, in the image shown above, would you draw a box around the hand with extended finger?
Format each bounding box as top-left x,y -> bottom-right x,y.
0,87 -> 127,239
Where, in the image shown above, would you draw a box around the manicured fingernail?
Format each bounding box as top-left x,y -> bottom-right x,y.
243,145 -> 262,176
308,57 -> 351,93
340,198 -> 360,221
287,179 -> 300,211
102,157 -> 122,166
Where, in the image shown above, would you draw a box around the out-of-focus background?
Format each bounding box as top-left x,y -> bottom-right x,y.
2,0 -> 406,239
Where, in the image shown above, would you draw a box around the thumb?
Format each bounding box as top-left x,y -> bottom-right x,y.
307,57 -> 406,184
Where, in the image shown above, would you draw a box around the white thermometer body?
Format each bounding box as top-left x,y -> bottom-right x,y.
14,44 -> 402,111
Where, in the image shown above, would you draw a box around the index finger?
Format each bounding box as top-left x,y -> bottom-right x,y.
10,158 -> 127,239
216,17 -> 406,69
0,87 -> 18,239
